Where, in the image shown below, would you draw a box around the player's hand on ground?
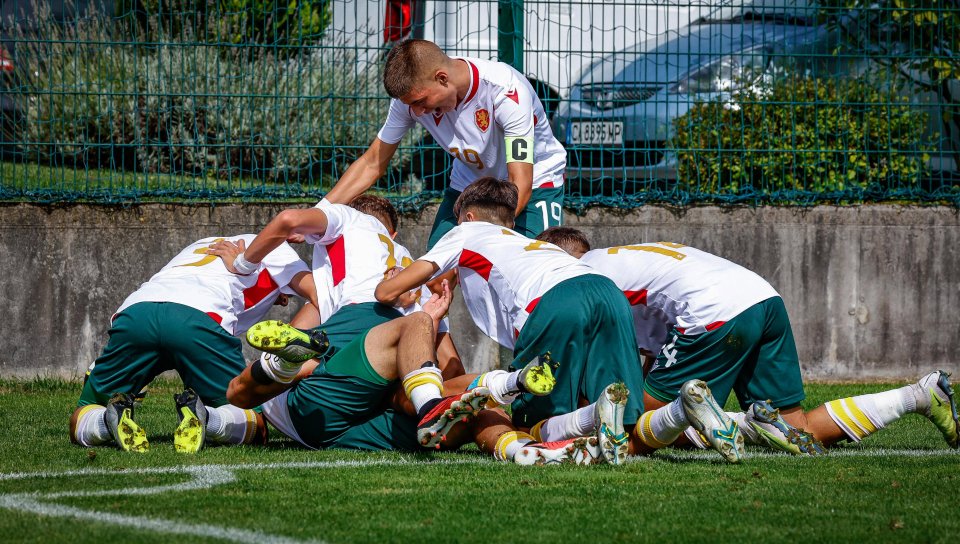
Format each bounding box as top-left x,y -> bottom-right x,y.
206,239 -> 246,274
421,279 -> 452,326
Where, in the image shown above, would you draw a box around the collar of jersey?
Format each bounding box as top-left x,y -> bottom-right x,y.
455,58 -> 481,111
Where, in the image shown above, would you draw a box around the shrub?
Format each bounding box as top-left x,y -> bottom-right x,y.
9,1 -> 388,185
670,75 -> 935,197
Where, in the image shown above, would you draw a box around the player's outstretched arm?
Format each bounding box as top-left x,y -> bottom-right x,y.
209,208 -> 328,273
375,260 -> 439,305
325,138 -> 400,204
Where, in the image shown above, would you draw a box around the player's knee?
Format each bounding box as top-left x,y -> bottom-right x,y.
402,311 -> 434,336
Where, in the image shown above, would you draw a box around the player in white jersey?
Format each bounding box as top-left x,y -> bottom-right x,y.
537,227 -> 960,458
324,39 -> 567,248
70,236 -> 314,453
374,177 -> 660,463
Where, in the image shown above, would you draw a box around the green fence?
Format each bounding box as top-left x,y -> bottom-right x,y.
0,0 -> 958,209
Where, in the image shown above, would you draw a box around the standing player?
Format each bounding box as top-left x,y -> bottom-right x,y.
69,235 -> 314,453
536,227 -> 960,457
324,39 -> 567,247
374,178 -> 739,464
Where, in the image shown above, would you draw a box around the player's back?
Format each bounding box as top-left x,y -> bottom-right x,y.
118,235 -> 307,335
307,203 -> 415,322
582,242 -> 779,335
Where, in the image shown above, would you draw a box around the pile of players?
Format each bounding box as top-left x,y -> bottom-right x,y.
69,40 -> 959,465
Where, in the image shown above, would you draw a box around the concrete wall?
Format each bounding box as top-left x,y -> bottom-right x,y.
1,203 -> 957,381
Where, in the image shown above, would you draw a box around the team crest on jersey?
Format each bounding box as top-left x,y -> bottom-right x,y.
475,109 -> 490,132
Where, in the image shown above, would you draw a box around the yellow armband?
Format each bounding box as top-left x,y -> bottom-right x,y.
505,136 -> 534,164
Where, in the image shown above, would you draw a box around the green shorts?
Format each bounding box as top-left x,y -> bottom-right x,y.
427,186 -> 565,249
314,302 -> 403,353
510,274 -> 645,428
644,296 -> 805,410
287,329 -> 418,451
78,302 -> 244,408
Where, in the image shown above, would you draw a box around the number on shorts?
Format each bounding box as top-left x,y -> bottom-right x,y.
661,334 -> 679,368
534,200 -> 563,230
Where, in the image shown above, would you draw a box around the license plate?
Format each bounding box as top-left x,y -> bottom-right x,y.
569,120 -> 624,145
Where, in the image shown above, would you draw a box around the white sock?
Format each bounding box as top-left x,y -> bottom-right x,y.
402,366 -> 444,414
73,405 -> 111,446
635,399 -> 688,448
206,404 -> 261,444
494,431 -> 534,462
825,385 -> 917,442
533,404 -> 598,442
259,352 -> 303,384
474,369 -> 524,405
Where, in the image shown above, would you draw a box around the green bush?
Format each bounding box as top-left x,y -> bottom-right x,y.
671,76 -> 935,196
9,3 -> 387,184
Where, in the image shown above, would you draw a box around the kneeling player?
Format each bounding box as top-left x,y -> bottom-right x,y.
69,235 -> 314,453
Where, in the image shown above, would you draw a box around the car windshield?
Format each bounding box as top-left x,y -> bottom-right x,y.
690,11 -> 816,27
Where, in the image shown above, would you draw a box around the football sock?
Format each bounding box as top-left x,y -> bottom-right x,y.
825,385 -> 918,441
532,404 -> 597,442
259,352 -> 303,384
635,398 -> 688,448
494,431 -> 534,462
468,369 -> 524,405
206,404 -> 262,444
73,405 -> 111,446
402,364 -> 444,415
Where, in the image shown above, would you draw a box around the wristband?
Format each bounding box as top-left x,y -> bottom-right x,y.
233,252 -> 259,275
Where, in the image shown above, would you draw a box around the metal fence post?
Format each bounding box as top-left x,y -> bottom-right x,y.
498,0 -> 523,72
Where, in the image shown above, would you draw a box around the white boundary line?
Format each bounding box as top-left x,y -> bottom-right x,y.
0,457 -> 491,544
0,450 -> 956,542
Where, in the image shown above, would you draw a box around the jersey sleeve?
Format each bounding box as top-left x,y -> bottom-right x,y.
376,99 -> 417,144
261,242 -> 310,295
494,75 -> 535,138
304,201 -> 351,245
419,226 -> 466,279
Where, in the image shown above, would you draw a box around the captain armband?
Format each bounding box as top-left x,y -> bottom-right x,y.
505,136 -> 534,164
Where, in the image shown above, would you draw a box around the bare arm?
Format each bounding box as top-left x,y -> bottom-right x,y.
507,160 -> 534,215
375,259 -> 440,305
287,271 -> 318,310
325,138 -> 401,204
207,208 -> 329,272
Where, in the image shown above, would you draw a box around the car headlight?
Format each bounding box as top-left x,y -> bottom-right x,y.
670,49 -> 770,95
578,84 -> 660,111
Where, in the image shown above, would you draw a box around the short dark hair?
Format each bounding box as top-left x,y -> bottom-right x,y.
453,177 -> 517,226
536,227 -> 591,256
349,194 -> 399,233
383,39 -> 446,98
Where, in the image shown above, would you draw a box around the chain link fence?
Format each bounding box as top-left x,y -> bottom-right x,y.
0,0 -> 957,208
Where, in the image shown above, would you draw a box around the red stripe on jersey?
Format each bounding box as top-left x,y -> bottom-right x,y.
675,327 -> 686,334
534,114 -> 538,126
525,297 -> 542,314
705,321 -> 726,332
540,182 -> 555,189
462,61 -> 480,106
459,249 -> 493,281
624,289 -> 648,305
244,269 -> 279,309
206,312 -> 223,325
327,237 -> 346,286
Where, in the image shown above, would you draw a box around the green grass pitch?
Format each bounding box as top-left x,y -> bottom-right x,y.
1,378 -> 958,543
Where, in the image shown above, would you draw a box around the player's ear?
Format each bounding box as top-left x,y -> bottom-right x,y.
435,69 -> 449,86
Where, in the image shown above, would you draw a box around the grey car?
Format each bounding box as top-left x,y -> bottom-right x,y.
552,12 -> 843,187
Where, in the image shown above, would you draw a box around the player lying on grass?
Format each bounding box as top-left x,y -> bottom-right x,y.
374,177 -> 738,464
228,280 -> 556,452
69,235 -> 314,453
324,39 -> 567,248
537,227 -> 960,457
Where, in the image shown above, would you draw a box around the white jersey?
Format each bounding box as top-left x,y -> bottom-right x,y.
420,221 -> 594,348
117,235 -> 309,336
377,57 -> 567,192
307,201 -> 446,331
581,243 -> 780,343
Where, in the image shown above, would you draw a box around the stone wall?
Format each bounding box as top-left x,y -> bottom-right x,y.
1,203 -> 956,381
